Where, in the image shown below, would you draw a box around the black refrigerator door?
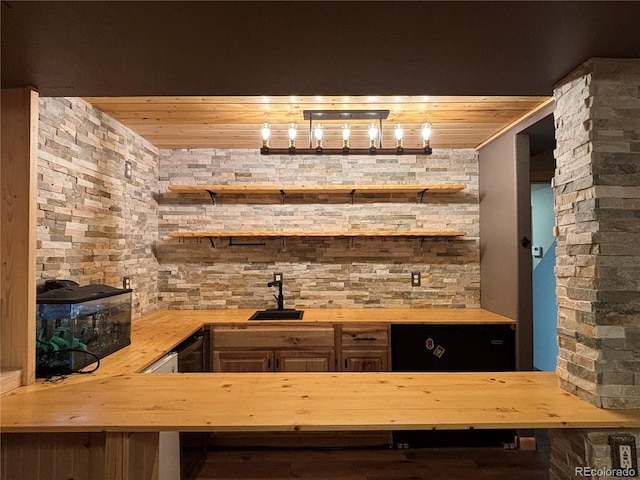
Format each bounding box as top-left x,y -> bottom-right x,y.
390,323 -> 516,448
391,324 -> 516,372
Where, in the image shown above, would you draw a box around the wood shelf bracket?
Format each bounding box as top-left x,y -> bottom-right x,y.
206,190 -> 217,205
279,190 -> 286,205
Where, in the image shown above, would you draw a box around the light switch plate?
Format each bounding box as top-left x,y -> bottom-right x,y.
273,272 -> 283,283
532,245 -> 543,258
124,161 -> 132,179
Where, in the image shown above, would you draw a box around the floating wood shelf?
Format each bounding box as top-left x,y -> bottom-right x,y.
169,230 -> 466,239
168,183 -> 466,204
169,230 -> 466,248
168,184 -> 465,195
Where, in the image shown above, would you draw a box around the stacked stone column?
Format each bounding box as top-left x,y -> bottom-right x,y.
552,58 -> 640,480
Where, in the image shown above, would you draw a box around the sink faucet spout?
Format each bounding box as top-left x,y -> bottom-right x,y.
267,280 -> 284,310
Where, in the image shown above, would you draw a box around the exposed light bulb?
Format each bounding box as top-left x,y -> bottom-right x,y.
314,123 -> 324,150
421,123 -> 432,144
368,123 -> 378,149
260,123 -> 271,152
342,123 -> 350,149
261,123 -> 271,142
288,123 -> 297,149
394,123 -> 404,148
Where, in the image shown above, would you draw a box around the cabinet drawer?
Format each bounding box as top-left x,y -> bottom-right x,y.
340,324 -> 389,348
211,325 -> 335,349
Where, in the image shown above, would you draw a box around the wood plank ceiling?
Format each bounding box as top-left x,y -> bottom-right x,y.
83,96 -> 551,150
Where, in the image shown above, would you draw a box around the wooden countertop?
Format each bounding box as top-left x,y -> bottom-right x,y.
6,308 -> 511,395
3,308 -> 638,434
3,372 -> 640,433
178,308 -> 516,324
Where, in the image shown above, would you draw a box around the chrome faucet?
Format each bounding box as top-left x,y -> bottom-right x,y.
267,280 -> 284,310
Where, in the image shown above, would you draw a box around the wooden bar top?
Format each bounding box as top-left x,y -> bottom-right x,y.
3,372 -> 640,433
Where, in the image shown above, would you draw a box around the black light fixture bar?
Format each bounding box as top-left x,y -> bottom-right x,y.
302,110 -> 390,120
261,147 -> 433,156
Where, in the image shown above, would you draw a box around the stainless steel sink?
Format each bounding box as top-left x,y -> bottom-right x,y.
248,309 -> 304,320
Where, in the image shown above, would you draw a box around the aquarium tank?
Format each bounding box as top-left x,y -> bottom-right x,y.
36,283 -> 132,377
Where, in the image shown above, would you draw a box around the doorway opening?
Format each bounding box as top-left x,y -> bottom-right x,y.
525,114 -> 558,371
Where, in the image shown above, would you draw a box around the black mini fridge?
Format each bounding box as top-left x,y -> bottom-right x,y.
391,323 -> 516,447
391,324 -> 515,372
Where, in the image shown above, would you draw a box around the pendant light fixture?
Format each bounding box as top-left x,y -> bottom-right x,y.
260,110 -> 433,155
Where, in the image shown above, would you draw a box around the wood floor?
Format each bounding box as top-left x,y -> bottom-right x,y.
196,444 -> 550,480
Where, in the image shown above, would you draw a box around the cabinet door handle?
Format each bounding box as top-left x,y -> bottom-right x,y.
267,358 -> 271,369
354,337 -> 377,341
344,359 -> 348,369
275,358 -> 280,370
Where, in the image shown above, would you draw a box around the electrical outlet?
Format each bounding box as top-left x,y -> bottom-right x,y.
124,161 -> 132,179
609,434 -> 638,472
411,272 -> 421,287
122,276 -> 131,290
273,272 -> 283,283
621,445 -> 634,469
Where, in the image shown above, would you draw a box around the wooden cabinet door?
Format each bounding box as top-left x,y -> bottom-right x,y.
341,349 -> 389,372
212,350 -> 273,372
275,349 -> 335,372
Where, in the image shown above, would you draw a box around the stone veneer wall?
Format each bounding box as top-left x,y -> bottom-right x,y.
37,97 -> 159,317
156,149 -> 479,309
554,58 -> 640,409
